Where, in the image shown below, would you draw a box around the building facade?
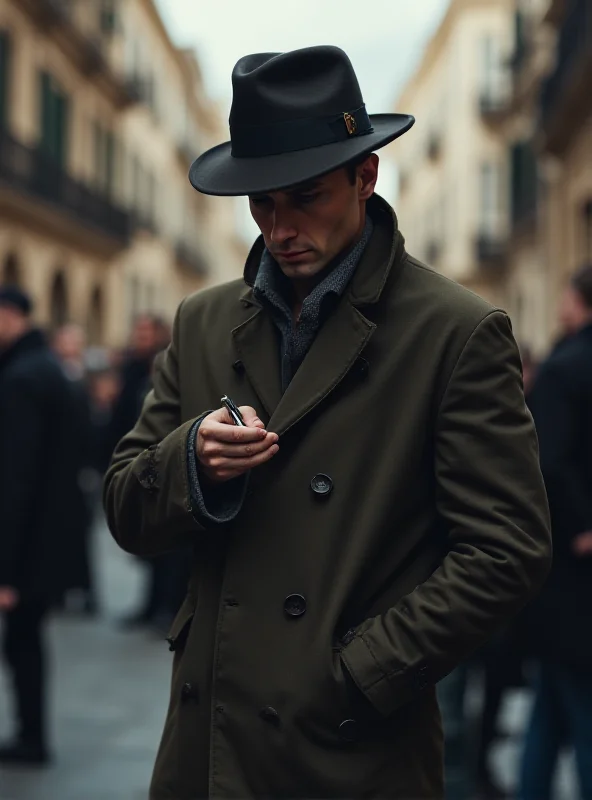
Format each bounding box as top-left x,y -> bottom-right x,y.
389,0 -> 592,357
0,0 -> 245,347
389,0 -> 515,308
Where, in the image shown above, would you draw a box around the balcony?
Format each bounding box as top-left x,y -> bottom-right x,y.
19,0 -> 138,109
540,0 -> 592,154
175,241 -> 208,277
475,232 -> 507,270
0,128 -> 130,246
479,90 -> 511,125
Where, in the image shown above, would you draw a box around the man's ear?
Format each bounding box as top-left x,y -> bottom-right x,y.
358,153 -> 379,200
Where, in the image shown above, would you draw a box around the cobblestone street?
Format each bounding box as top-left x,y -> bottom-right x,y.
0,519 -> 578,800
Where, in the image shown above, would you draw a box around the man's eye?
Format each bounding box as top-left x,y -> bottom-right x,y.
250,196 -> 271,207
297,193 -> 319,204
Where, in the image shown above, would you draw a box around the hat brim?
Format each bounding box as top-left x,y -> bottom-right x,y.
189,114 -> 414,196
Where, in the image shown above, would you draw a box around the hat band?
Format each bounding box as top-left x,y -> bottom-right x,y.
230,105 -> 373,159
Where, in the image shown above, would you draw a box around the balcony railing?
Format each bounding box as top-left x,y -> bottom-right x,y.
0,128 -> 130,242
541,0 -> 592,150
175,241 -> 208,277
476,232 -> 507,269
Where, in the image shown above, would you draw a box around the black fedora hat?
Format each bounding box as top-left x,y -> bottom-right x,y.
189,45 -> 414,197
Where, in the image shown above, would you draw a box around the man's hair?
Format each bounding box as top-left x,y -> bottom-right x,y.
570,264 -> 592,309
345,153 -> 372,185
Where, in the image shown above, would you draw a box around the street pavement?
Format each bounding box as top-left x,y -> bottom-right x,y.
0,517 -> 578,800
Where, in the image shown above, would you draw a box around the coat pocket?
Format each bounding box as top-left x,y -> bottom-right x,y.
166,594 -> 196,653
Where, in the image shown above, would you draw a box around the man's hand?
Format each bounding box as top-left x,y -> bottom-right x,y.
197,406 -> 279,483
0,587 -> 19,611
573,532 -> 592,557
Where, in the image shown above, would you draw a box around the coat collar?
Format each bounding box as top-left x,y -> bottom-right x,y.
240,193 -> 405,308
233,194 -> 406,435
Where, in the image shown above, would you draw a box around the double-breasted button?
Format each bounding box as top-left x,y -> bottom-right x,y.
260,706 -> 280,725
284,593 -> 306,618
338,719 -> 359,743
232,359 -> 244,374
310,474 -> 333,496
181,682 -> 198,701
341,628 -> 356,646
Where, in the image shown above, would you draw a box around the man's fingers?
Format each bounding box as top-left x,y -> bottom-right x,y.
239,406 -> 265,428
214,443 -> 280,478
201,420 -> 269,443
205,432 -> 278,459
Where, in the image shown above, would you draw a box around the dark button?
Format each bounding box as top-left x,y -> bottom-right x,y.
338,719 -> 359,742
284,593 -> 307,618
260,706 -> 280,725
356,357 -> 369,379
181,682 -> 197,701
225,596 -> 239,607
310,474 -> 333,496
232,359 -> 244,373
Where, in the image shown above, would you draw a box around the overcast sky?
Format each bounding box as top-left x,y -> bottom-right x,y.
154,0 -> 450,232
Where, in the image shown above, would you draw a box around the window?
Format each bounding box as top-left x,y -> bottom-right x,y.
479,35 -> 504,100
479,162 -> 503,235
39,71 -> 69,167
93,122 -> 115,198
0,30 -> 10,129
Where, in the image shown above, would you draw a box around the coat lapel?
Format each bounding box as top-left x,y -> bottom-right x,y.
232,304 -> 283,418
233,194 -> 405,434
267,299 -> 376,436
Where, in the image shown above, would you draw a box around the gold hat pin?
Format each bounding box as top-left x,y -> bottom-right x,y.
343,113 -> 357,135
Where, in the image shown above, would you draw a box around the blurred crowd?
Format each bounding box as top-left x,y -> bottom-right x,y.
0,292 -> 190,765
1,264 -> 591,796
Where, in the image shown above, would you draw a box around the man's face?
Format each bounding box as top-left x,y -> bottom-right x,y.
0,306 -> 22,350
248,155 -> 379,283
131,317 -> 159,357
559,286 -> 589,335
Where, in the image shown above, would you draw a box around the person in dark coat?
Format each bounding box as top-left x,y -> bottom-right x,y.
519,264 -> 592,800
105,47 -> 551,799
52,323 -> 97,615
0,287 -> 79,765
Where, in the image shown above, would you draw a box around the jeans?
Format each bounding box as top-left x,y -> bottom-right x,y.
519,662 -> 592,800
438,664 -> 471,800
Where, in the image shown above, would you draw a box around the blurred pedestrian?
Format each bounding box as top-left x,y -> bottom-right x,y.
519,264 -> 592,800
52,323 -> 97,615
0,287 -> 79,765
108,314 -> 186,631
104,46 -> 551,799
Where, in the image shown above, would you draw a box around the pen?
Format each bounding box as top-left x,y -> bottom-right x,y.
221,395 -> 246,427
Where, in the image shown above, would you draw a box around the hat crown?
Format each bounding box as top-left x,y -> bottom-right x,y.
230,46 -> 364,128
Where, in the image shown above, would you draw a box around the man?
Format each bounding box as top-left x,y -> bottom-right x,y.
519,265 -> 592,800
0,287 -> 79,765
52,323 -> 97,615
104,47 -> 551,799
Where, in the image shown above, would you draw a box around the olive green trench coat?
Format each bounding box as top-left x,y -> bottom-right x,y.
104,195 -> 551,799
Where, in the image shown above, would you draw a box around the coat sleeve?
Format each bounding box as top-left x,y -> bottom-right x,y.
103,301 -> 205,556
340,310 -> 552,717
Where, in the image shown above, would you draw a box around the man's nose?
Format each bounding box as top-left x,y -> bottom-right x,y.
270,210 -> 297,244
